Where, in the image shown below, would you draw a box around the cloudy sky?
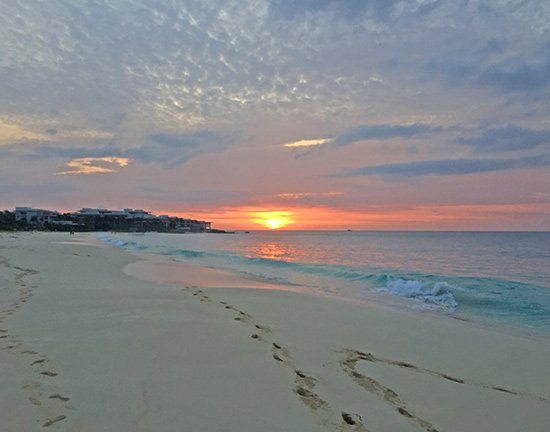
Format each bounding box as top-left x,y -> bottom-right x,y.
1,0 -> 549,230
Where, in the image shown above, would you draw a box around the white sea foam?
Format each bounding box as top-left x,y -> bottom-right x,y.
377,279 -> 458,312
95,234 -> 128,248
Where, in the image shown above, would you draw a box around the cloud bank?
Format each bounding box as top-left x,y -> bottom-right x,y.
334,156 -> 550,180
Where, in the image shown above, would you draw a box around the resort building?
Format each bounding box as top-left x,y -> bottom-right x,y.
76,208 -> 157,220
10,206 -> 213,233
175,218 -> 212,232
15,207 -> 59,225
73,208 -> 211,232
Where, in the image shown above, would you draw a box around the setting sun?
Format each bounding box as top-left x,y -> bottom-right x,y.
265,219 -> 285,229
252,210 -> 294,230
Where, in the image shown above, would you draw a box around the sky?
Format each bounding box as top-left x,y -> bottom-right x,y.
1,0 -> 549,230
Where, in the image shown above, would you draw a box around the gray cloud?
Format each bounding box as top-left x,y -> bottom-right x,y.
478,48 -> 550,93
420,40 -> 550,94
268,0 -> 397,20
332,123 -> 436,147
333,155 -> 550,180
0,141 -> 122,160
455,125 -> 550,153
30,144 -> 122,160
286,123 -> 438,159
127,131 -> 228,167
1,131 -> 228,168
1,0 -> 549,133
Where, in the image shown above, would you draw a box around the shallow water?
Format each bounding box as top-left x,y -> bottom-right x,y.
97,231 -> 550,332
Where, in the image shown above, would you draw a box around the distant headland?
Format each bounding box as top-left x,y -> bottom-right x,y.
0,206 -> 230,233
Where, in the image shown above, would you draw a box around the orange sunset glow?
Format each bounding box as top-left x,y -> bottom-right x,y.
251,210 -> 295,229
167,201 -> 550,231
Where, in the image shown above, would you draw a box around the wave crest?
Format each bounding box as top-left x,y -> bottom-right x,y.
377,278 -> 458,312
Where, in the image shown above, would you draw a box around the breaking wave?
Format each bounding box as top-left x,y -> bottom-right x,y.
376,278 -> 458,312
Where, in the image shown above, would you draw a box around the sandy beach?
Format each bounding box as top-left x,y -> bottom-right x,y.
1,232 -> 550,432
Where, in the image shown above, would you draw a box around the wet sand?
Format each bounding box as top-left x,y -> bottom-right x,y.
1,232 -> 550,431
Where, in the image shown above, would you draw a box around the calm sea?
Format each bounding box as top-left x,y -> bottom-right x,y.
98,231 -> 550,333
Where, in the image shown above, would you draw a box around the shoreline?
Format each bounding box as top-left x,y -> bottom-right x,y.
116,235 -> 550,343
1,232 -> 550,431
96,230 -> 550,338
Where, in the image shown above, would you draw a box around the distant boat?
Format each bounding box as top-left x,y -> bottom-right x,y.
244,231 -> 250,234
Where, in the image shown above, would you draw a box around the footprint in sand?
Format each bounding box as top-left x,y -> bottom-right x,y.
49,394 -> 70,402
272,352 -> 284,362
188,293 -> 369,430
341,412 -> 363,426
271,342 -> 291,362
22,382 -> 44,406
348,348 -> 548,404
492,386 -> 518,395
294,370 -> 330,416
42,415 -> 66,427
294,386 -> 328,411
294,370 -> 317,389
340,349 -> 439,432
255,324 -> 271,333
1,344 -> 17,350
29,396 -> 41,406
22,382 -> 42,392
234,311 -> 254,323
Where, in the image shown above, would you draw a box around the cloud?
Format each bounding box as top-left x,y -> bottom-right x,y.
57,157 -> 129,175
455,125 -> 550,153
1,130 -> 228,170
268,0 -> 399,21
27,144 -> 123,160
420,40 -> 550,94
331,124 -> 435,147
333,155 -> 550,180
277,191 -> 343,200
0,120 -> 52,146
0,139 -> 125,165
478,49 -> 550,93
127,131 -> 228,167
283,138 -> 331,148
283,123 -> 436,151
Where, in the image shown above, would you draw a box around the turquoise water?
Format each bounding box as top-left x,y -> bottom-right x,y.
98,231 -> 550,332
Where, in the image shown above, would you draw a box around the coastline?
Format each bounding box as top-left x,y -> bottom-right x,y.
1,231 -> 550,431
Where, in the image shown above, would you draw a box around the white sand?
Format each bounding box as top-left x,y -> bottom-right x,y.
1,232 -> 550,432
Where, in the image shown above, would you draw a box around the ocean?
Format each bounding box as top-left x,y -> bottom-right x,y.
97,231 -> 550,333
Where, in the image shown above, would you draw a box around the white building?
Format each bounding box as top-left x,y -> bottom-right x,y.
15,207 -> 59,225
76,208 -> 156,220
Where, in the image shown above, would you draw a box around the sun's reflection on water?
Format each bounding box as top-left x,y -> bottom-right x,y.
248,242 -> 292,260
